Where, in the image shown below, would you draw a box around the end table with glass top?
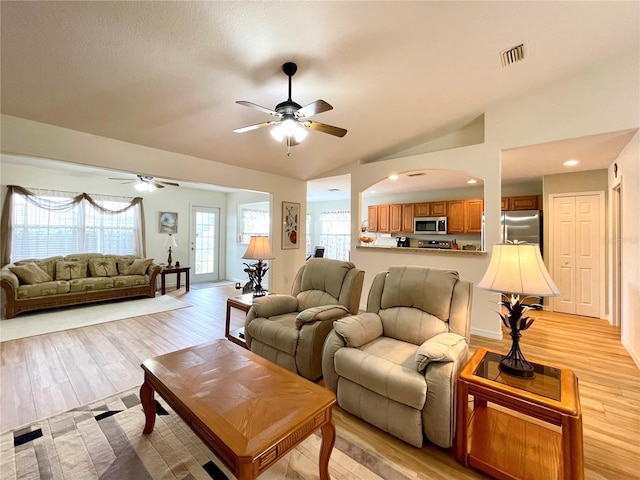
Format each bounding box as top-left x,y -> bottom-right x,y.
455,347 -> 583,480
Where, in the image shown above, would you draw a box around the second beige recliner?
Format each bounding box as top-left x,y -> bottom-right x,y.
245,258 -> 364,381
322,265 -> 473,448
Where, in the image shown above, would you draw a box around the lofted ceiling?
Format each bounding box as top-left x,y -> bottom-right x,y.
1,1 -> 638,189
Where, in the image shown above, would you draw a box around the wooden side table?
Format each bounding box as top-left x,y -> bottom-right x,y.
225,293 -> 262,349
455,347 -> 583,480
159,266 -> 191,295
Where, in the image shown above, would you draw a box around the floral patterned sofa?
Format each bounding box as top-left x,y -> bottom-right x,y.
1,253 -> 161,319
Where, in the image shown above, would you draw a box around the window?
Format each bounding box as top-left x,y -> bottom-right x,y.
239,203 -> 270,244
319,210 -> 350,261
7,187 -> 143,262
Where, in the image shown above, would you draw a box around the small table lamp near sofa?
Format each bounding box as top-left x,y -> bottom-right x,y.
478,243 -> 561,378
242,236 -> 274,296
163,234 -> 178,267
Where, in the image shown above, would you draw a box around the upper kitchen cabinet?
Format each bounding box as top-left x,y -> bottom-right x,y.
367,205 -> 379,232
466,198 -> 484,233
500,195 -> 541,211
430,201 -> 447,216
401,204 -> 415,232
415,203 -> 430,217
447,200 -> 466,234
389,204 -> 403,232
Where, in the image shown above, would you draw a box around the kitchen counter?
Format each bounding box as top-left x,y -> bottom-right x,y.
355,245 -> 487,256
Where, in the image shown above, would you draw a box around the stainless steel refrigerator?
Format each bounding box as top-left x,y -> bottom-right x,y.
501,210 -> 542,252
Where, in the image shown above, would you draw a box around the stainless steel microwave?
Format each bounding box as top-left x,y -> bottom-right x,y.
414,217 -> 447,235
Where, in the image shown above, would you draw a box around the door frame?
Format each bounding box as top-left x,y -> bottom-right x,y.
190,204 -> 223,283
611,180 -> 622,327
548,191 -> 606,319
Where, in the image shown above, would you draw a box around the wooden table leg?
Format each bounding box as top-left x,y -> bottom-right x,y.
176,272 -> 181,289
225,302 -> 231,338
140,379 -> 157,434
185,269 -> 190,291
161,274 -> 166,295
319,417 -> 336,480
563,413 -> 584,480
455,378 -> 469,464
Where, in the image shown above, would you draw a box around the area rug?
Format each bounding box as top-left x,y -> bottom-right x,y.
0,388 -> 419,480
0,296 -> 191,342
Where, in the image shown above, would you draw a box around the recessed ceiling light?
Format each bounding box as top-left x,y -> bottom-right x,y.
563,160 -> 579,167
467,179 -> 478,184
389,174 -> 398,180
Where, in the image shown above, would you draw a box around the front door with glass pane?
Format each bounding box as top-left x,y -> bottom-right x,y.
190,206 -> 220,283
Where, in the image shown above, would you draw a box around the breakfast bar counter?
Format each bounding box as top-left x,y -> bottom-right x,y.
355,245 -> 487,256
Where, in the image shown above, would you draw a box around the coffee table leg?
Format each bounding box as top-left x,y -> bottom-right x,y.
319,418 -> 336,480
140,379 -> 156,434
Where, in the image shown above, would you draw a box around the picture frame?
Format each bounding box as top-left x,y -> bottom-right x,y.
282,201 -> 300,249
159,211 -> 178,234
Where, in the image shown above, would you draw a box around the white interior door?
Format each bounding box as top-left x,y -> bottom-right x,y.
553,197 -> 576,314
190,206 -> 220,283
552,194 -> 602,317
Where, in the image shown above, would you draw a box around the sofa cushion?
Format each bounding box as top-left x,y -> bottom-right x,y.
69,277 -> 115,293
88,258 -> 118,277
113,275 -> 149,288
334,336 -> 426,410
15,258 -> 60,279
17,281 -> 70,299
118,258 -> 153,275
9,263 -> 53,284
55,261 -> 87,280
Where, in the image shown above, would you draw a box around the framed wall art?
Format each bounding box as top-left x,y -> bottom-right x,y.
282,201 -> 300,249
159,211 -> 178,234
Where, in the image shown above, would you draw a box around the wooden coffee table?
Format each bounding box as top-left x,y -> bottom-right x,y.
140,339 -> 336,480
455,347 -> 583,480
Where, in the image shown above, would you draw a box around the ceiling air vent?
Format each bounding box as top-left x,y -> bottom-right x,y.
501,43 -> 526,67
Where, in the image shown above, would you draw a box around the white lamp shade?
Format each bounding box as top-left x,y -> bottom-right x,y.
162,234 -> 178,247
243,236 -> 274,260
478,243 -> 561,297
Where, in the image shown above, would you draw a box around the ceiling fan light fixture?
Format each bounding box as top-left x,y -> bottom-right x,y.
135,181 -> 156,192
270,119 -> 308,144
270,124 -> 285,142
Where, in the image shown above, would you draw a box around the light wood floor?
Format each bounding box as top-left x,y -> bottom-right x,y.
1,284 -> 639,479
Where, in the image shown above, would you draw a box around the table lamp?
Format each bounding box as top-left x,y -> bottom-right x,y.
478,243 -> 561,378
242,236 -> 274,296
163,234 -> 178,267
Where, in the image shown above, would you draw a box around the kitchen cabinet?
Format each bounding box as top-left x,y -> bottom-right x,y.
415,203 -> 430,217
501,195 -> 541,211
390,204 -> 403,233
447,200 -> 466,234
402,203 -> 415,232
466,198 -> 484,233
430,201 -> 447,216
509,195 -> 539,211
367,205 -> 379,232
378,204 -> 390,232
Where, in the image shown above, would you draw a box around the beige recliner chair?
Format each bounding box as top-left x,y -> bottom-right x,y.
245,258 -> 364,381
322,265 -> 472,448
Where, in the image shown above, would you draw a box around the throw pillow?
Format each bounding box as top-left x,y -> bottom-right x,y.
88,258 -> 118,277
122,258 -> 153,275
55,261 -> 87,280
9,263 -> 53,285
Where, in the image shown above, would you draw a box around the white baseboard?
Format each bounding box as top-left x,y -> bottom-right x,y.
622,337 -> 640,370
471,326 -> 503,340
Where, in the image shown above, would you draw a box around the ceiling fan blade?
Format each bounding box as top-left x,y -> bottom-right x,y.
108,177 -> 133,181
295,99 -> 333,119
151,181 -> 165,189
233,121 -> 275,133
236,101 -> 280,117
158,181 -> 180,187
303,121 -> 348,138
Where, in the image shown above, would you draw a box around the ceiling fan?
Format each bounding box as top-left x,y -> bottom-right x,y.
108,174 -> 179,191
233,62 -> 347,148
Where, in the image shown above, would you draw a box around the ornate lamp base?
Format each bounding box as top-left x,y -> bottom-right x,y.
499,352 -> 535,378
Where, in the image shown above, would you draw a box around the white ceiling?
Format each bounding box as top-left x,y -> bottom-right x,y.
1,1 -> 639,197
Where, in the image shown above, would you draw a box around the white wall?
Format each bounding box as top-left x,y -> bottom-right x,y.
226,191 -> 271,288
0,115 -> 307,294
609,132 -> 640,367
